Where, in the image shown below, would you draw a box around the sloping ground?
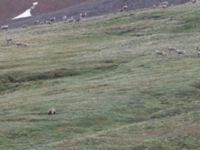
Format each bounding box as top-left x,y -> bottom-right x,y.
0,1 -> 200,150
1,0 -> 190,28
0,0 -> 89,22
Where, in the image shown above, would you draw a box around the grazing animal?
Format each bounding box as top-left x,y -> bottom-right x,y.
80,13 -> 84,18
196,47 -> 200,52
16,43 -> 28,48
48,108 -> 56,115
50,17 -> 56,23
176,49 -> 185,55
45,20 -> 52,24
84,12 -> 88,18
122,4 -> 128,10
155,50 -> 167,57
196,47 -> 200,56
68,16 -> 75,23
191,0 -> 196,3
197,51 -> 200,57
62,15 -> 67,21
22,24 -> 28,28
160,1 -> 169,8
75,17 -> 81,23
161,4 -> 168,8
34,20 -> 40,25
80,12 -> 87,18
6,38 -> 14,45
153,4 -> 157,8
1,25 -> 9,30
161,1 -> 169,6
168,47 -> 177,53
120,4 -> 128,12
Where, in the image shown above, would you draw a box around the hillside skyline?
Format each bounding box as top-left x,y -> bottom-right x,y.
0,0 -> 88,21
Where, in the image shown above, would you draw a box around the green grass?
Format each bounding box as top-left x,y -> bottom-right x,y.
0,2 -> 200,150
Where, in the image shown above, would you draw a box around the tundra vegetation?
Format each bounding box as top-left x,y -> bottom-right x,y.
0,2 -> 200,150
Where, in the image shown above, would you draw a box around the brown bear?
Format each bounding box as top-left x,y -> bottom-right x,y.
48,107 -> 56,115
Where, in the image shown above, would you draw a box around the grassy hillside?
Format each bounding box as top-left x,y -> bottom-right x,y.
0,2 -> 200,150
